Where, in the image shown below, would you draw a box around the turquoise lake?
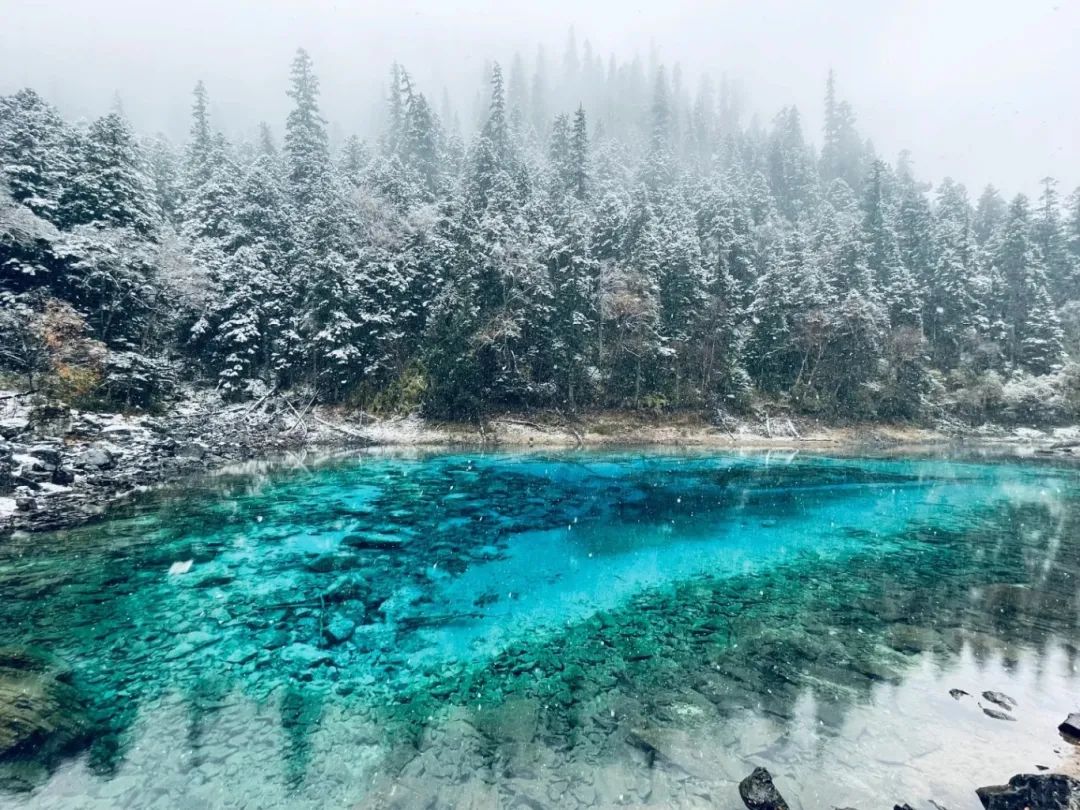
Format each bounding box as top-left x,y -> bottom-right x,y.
1,449 -> 1079,809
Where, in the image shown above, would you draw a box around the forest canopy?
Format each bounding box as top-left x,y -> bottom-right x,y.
3,46 -> 1080,424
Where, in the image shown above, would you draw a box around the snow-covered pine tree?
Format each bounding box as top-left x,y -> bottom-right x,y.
861,159 -> 921,329
766,106 -> 819,223
144,135 -> 183,227
60,112 -> 159,236
284,48 -> 331,213
640,67 -> 674,192
546,201 -> 598,408
814,179 -> 876,303
987,195 -> 1064,374
401,89 -> 444,196
1067,186 -> 1080,281
1034,177 -> 1078,302
924,178 -> 983,368
820,71 -> 866,194
973,185 -> 1006,247
0,89 -> 75,221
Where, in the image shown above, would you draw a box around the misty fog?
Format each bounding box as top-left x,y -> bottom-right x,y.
2,0 -> 1077,197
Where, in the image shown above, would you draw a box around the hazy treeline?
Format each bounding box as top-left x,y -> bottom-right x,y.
2,44 -> 1080,422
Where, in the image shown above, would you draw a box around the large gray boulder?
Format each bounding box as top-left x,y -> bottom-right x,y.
739,767 -> 791,810
75,446 -> 114,471
977,773 -> 1080,810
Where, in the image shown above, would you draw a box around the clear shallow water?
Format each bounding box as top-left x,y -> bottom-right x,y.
0,450 -> 1079,809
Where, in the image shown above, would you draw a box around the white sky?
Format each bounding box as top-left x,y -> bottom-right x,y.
2,0 -> 1077,197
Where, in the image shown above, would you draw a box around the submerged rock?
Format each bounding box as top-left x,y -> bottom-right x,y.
224,647 -> 258,666
342,532 -> 408,550
303,553 -> 337,573
976,773 -> 1080,809
322,573 -> 369,603
981,706 -> 1016,722
281,643 -> 334,669
949,688 -> 970,700
350,623 -> 386,653
304,552 -> 364,574
623,727 -> 713,780
262,629 -> 290,650
474,696 -> 540,744
739,767 -> 790,810
981,691 -> 1017,711
323,615 -> 356,645
190,564 -> 235,589
164,630 -> 219,660
0,646 -> 88,764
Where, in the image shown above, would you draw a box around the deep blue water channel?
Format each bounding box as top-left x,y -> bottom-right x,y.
1,449 -> 1079,809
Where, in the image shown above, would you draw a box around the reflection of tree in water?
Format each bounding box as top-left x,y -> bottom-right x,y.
183,675 -> 231,770
279,685 -> 322,789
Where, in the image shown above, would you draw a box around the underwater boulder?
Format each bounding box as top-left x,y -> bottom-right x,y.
303,552 -> 364,574
323,614 -> 356,645
303,553 -> 338,573
342,532 -> 408,550
0,646 -> 89,773
190,563 -> 235,589
322,573 -> 370,604
281,643 -> 334,669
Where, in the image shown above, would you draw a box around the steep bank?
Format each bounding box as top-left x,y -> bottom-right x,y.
3,388 -> 1080,536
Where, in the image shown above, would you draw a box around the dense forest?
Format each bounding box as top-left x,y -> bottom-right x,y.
3,44 -> 1080,425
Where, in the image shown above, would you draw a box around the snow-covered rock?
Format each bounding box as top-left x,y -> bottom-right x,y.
0,419 -> 28,440
75,446 -> 114,470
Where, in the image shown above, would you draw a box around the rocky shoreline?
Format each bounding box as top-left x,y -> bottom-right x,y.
5,388 -> 1080,537
0,391 -> 363,536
